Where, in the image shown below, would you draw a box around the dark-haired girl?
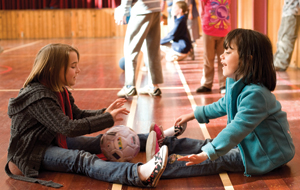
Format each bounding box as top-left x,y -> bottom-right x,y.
152,29 -> 295,178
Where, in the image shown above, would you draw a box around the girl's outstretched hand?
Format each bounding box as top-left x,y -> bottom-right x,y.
177,152 -> 208,166
174,112 -> 195,126
105,98 -> 127,114
110,107 -> 130,122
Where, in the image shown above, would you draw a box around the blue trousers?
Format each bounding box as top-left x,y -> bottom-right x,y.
41,134 -> 244,187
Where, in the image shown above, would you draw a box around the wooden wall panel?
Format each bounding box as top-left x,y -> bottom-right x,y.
0,11 -> 7,39
0,11 -> 3,39
237,0 -> 253,29
87,10 -> 96,38
0,9 -> 126,39
267,0 -> 284,54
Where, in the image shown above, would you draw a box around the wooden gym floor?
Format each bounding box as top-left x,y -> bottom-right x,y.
0,37 -> 300,190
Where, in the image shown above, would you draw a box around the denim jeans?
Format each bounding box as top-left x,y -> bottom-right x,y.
41,134 -> 244,186
41,134 -> 148,187
162,137 -> 245,178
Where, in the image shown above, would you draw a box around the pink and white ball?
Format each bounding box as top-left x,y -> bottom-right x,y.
100,125 -> 140,162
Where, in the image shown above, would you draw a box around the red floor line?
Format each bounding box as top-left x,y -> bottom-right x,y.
0,66 -> 12,74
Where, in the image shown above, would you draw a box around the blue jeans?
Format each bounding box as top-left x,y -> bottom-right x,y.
41,134 -> 244,186
41,134 -> 148,187
162,137 -> 245,178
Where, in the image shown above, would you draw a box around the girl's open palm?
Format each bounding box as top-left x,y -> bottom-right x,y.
110,107 -> 130,122
105,98 -> 127,114
177,152 -> 208,166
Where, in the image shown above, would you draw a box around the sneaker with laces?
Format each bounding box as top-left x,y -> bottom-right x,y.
147,123 -> 187,162
220,86 -> 226,94
149,122 -> 187,146
173,122 -> 187,137
143,145 -> 168,187
149,123 -> 165,147
196,86 -> 211,93
166,53 -> 179,62
189,48 -> 195,60
146,131 -> 160,162
117,85 -> 137,97
138,86 -> 162,96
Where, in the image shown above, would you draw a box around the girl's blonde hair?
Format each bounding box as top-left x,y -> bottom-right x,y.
176,1 -> 188,14
23,43 -> 79,92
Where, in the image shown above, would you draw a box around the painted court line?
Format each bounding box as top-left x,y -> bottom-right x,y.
2,41 -> 43,53
0,86 -> 184,92
276,74 -> 300,91
173,60 -> 234,190
111,56 -> 144,190
126,69 -> 143,128
0,66 -> 13,74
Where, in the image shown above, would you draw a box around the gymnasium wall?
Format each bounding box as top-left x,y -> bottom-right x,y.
0,9 -> 127,39
0,0 -> 300,68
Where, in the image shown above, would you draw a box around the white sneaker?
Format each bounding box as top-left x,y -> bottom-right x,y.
163,122 -> 187,137
189,48 -> 195,60
138,86 -> 162,96
117,86 -> 137,97
143,145 -> 168,187
174,122 -> 187,137
220,87 -> 226,94
141,66 -> 148,72
165,54 -> 178,62
146,131 -> 159,162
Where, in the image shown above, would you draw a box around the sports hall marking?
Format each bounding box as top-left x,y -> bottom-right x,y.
111,56 -> 144,190
276,74 -> 300,91
71,86 -> 184,91
126,68 -> 143,128
1,41 -> 43,54
173,60 -> 234,190
0,66 -> 13,74
0,41 -> 42,75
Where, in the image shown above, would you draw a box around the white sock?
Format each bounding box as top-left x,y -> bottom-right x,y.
138,160 -> 154,181
164,127 -> 175,137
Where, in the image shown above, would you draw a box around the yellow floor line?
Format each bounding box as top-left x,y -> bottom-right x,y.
173,60 -> 234,190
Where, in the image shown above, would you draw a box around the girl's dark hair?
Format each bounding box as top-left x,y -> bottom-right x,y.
224,28 -> 276,91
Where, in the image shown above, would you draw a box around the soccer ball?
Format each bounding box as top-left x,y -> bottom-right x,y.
100,125 -> 140,162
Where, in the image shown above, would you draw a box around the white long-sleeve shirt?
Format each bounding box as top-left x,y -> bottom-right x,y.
120,0 -> 161,16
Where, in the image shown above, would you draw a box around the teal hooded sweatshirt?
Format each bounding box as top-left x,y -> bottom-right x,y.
194,78 -> 295,176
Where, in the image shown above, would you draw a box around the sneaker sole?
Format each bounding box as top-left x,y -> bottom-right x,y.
174,122 -> 187,137
138,88 -> 162,96
152,88 -> 162,96
149,123 -> 164,147
149,123 -> 155,133
117,88 -> 137,97
146,131 -> 157,162
151,145 -> 168,188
